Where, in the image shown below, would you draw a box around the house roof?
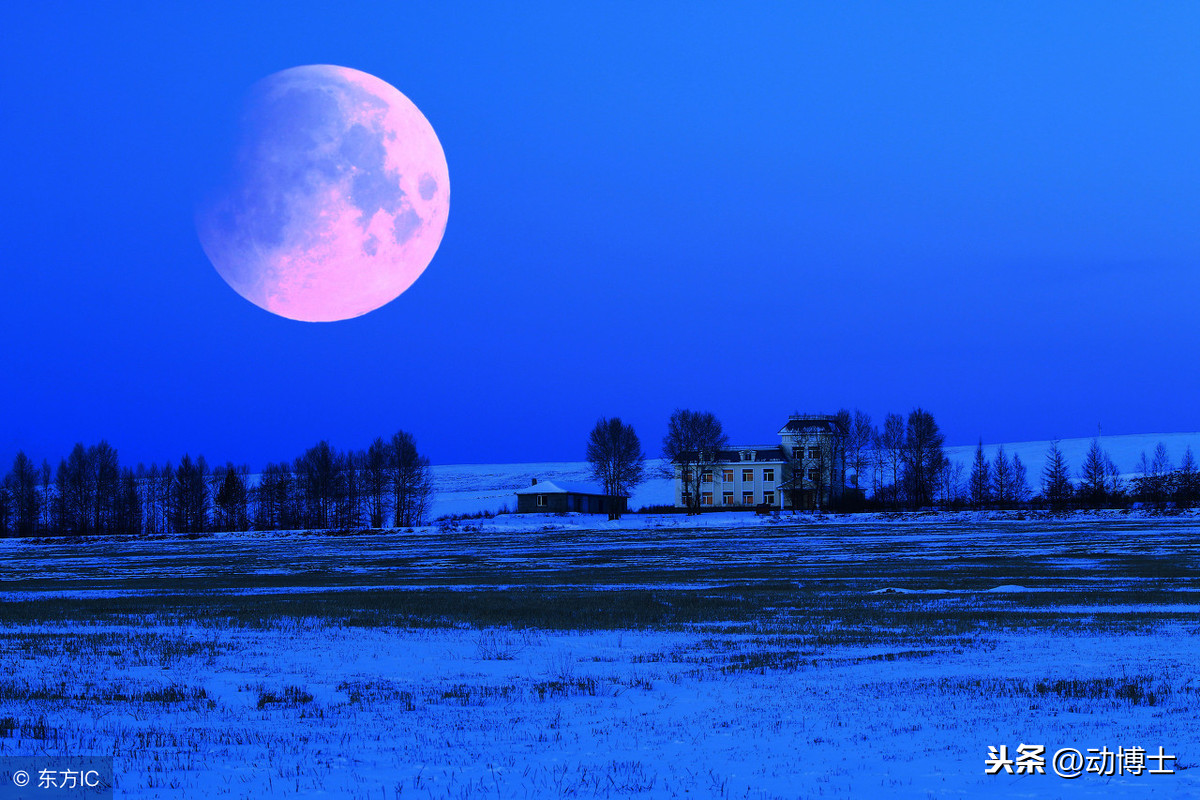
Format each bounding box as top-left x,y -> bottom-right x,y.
514,480 -> 627,497
675,446 -> 788,463
778,415 -> 847,436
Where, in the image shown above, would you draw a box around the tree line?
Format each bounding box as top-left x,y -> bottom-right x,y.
586,407 -> 1199,514
0,431 -> 433,537
587,407 -> 952,513
1035,438 -> 1200,510
855,426 -> 1200,511
7,415 -> 1192,535
838,420 -> 1200,511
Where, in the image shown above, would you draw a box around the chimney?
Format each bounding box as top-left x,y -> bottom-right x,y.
531,478 -> 537,486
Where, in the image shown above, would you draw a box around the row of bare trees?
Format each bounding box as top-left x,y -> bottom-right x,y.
0,431 -> 433,537
847,408 -> 948,509
580,406 -> 1200,514
0,442 -> 140,537
967,443 -> 1033,508
1045,439 -> 1200,509
957,438 -> 1200,510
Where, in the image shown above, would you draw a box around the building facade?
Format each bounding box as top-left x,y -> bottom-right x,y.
673,414 -> 847,511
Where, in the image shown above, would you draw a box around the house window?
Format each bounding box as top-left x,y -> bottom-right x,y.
701,492 -> 713,506
742,468 -> 754,482
792,446 -> 803,459
763,468 -> 775,482
683,469 -> 693,482
722,469 -> 734,482
536,495 -> 547,507
682,493 -> 692,506
701,470 -> 713,483
763,491 -> 775,505
808,447 -> 821,459
807,469 -> 818,481
742,491 -> 754,505
722,491 -> 734,505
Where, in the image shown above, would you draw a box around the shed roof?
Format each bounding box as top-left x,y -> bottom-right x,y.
514,480 -> 626,498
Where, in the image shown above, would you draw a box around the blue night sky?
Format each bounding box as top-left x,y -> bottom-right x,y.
3,2 -> 1199,469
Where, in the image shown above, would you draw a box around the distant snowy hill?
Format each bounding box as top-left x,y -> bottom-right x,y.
942,432 -> 1200,485
430,432 -> 1200,518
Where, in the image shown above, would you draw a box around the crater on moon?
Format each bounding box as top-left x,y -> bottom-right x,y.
197,65 -> 450,322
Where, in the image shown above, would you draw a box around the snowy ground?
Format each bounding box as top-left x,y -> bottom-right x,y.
2,514 -> 1198,798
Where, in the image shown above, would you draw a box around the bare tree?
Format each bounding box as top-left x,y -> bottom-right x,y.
877,413 -> 905,507
968,441 -> 990,509
337,449 -> 364,530
1104,454 -> 1125,501
662,409 -> 729,514
809,434 -> 834,510
213,462 -> 249,531
939,459 -> 965,506
254,462 -> 296,530
171,454 -> 210,533
1079,439 -> 1108,507
586,417 -> 645,520
48,442 -> 122,535
869,431 -> 888,502
296,441 -> 339,530
7,451 -> 40,536
116,467 -> 142,535
901,408 -> 945,509
847,410 -> 874,498
1133,444 -> 1173,506
1135,442 -> 1172,507
832,408 -> 853,497
992,445 -> 1014,507
157,462 -> 175,533
1132,450 -> 1152,494
363,438 -> 392,528
58,444 -> 91,534
139,463 -> 160,535
1041,441 -> 1072,509
1152,442 -> 1171,479
785,417 -> 842,511
90,441 -> 120,534
1012,453 -> 1031,504
391,430 -> 433,527
1176,447 -> 1198,508
39,460 -> 52,533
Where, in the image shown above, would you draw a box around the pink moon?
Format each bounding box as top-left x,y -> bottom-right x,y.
197,65 -> 449,322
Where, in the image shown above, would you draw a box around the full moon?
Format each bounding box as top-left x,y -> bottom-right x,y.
197,65 -> 449,322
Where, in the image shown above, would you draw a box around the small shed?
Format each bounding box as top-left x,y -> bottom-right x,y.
514,479 -> 628,515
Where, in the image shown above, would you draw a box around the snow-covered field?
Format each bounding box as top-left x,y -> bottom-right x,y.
2,514 -> 1198,798
429,432 -> 1200,519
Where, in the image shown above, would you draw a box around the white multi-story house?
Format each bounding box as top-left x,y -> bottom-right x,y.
673,414 -> 847,511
